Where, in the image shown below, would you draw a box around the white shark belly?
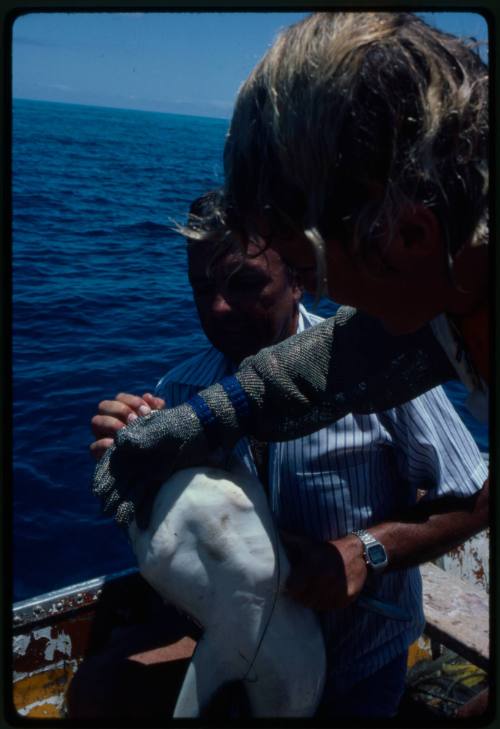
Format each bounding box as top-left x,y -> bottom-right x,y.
129,466 -> 326,718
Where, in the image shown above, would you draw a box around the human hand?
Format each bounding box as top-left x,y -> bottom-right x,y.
92,401 -> 209,529
90,392 -> 165,461
281,531 -> 368,610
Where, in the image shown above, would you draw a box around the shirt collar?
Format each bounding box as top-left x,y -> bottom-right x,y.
430,313 -> 488,424
298,302 -> 323,331
175,303 -> 321,389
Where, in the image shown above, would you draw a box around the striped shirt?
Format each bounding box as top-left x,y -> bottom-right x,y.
431,313 -> 489,424
156,304 -> 487,693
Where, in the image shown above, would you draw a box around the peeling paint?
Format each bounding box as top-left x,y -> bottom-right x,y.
31,627 -> 72,661
438,531 -> 489,593
13,635 -> 31,657
47,632 -> 72,661
16,693 -> 64,717
13,660 -> 79,720
13,658 -> 79,684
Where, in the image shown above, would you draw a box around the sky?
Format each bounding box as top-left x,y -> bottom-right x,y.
12,10 -> 489,119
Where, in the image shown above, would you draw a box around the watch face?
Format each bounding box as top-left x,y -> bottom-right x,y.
367,544 -> 387,566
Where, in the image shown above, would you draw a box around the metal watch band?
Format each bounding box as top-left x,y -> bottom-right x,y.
351,529 -> 388,572
352,529 -> 378,548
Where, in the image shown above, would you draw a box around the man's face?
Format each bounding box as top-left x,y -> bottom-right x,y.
188,241 -> 302,364
268,229 -> 450,335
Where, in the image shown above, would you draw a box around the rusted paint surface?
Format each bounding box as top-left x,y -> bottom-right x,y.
407,635 -> 433,669
12,570 -> 142,717
420,562 -> 489,670
13,613 -> 95,675
13,664 -> 77,718
12,569 -> 201,718
24,702 -> 61,719
436,531 -> 489,593
407,530 -> 489,674
13,615 -> 94,719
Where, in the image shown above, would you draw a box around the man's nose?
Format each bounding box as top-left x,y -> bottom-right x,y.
210,291 -> 233,315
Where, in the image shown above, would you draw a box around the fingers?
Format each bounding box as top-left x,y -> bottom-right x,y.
89,437 -> 115,461
91,392 -> 162,435
115,392 -> 155,419
142,392 -> 166,411
281,537 -> 350,611
91,413 -> 127,439
90,392 -> 164,461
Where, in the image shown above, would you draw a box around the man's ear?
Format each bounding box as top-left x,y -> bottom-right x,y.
291,272 -> 305,302
385,204 -> 444,272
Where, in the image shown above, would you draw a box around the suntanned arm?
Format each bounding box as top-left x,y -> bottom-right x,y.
367,478 -> 489,569
284,478 -> 489,611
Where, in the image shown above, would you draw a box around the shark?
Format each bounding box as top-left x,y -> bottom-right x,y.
129,464 -> 327,718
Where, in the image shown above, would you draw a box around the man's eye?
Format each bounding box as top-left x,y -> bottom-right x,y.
227,277 -> 266,292
192,282 -> 214,295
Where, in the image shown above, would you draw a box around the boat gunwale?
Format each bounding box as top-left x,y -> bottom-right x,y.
13,566 -> 142,630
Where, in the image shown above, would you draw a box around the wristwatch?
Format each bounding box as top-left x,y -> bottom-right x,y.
351,529 -> 388,573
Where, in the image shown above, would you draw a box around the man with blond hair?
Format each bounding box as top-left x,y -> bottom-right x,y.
223,12 -> 488,399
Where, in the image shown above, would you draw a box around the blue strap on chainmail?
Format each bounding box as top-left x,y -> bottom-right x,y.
220,375 -> 251,424
187,393 -> 220,450
187,377 -> 250,448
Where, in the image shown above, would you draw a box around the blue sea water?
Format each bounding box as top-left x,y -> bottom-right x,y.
12,99 -> 489,602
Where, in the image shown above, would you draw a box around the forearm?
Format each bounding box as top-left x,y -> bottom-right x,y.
365,479 -> 489,571
285,480 -> 488,610
235,307 -> 455,442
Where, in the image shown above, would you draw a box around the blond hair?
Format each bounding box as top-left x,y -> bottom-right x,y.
224,12 -> 488,286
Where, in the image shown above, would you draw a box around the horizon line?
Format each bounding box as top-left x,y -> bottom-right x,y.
13,95 -> 232,123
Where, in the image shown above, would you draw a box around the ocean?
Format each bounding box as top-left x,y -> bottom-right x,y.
12,98 -> 489,602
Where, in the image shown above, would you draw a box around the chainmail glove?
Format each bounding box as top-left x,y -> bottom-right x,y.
92,387 -> 244,529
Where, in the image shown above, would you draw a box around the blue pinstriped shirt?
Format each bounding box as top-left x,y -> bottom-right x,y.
155,304 -> 487,693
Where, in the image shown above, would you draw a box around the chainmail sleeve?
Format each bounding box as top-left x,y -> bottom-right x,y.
229,306 -> 455,440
